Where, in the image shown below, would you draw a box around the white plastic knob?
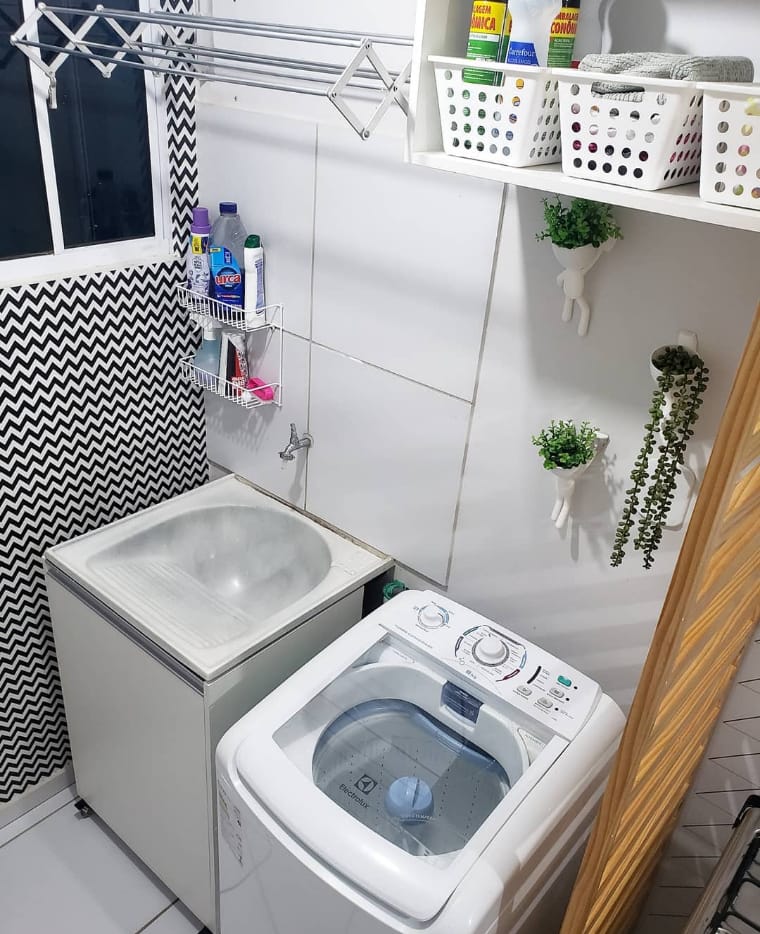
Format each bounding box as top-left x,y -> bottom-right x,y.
420,604 -> 445,626
474,636 -> 508,665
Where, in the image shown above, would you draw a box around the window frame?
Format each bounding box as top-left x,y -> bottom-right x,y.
0,0 -> 174,288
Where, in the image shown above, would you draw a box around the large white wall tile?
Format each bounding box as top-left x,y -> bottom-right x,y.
312,126 -> 503,400
307,345 -> 471,582
205,332 -> 310,507
197,107 -> 316,339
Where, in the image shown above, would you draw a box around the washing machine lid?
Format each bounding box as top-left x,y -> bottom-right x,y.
234,625 -> 570,923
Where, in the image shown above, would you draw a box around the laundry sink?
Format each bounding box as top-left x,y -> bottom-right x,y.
45,476 -> 391,679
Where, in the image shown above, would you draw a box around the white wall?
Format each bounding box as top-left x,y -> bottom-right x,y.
197,0 -> 760,717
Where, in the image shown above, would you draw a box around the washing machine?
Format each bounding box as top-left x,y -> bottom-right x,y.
216,590 -> 624,934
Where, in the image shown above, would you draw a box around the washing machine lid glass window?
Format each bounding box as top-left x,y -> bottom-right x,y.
311,697 -> 510,859
235,634 -> 571,923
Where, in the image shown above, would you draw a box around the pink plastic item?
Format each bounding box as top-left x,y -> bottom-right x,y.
245,377 -> 275,402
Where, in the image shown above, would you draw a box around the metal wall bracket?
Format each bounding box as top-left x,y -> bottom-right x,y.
10,3 -> 412,138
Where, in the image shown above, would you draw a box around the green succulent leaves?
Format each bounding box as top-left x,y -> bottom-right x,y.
537,196 -> 623,249
532,420 -> 598,471
611,347 -> 709,570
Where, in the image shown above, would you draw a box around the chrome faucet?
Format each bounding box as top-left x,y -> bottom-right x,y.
279,423 -> 313,461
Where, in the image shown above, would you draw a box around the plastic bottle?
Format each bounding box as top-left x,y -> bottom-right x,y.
209,202 -> 247,307
506,0 -> 563,67
463,2 -> 512,86
193,326 -> 221,390
243,234 -> 266,328
186,206 -> 211,295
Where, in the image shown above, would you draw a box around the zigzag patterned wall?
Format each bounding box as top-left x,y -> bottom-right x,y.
0,3 -> 205,805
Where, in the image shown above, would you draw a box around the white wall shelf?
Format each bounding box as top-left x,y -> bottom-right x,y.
406,0 -> 760,233
409,153 -> 760,233
180,357 -> 280,408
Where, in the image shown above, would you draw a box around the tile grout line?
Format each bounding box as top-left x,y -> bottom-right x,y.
308,338 -> 474,404
442,182 -> 508,585
0,791 -> 76,851
304,121 -> 319,509
133,897 -> 179,934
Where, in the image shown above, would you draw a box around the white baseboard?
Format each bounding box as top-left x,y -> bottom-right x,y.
0,764 -> 76,832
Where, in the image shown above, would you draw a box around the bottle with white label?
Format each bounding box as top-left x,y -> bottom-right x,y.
243,234 -> 266,328
506,0 -> 563,67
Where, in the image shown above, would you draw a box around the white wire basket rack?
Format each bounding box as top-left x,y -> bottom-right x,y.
557,70 -> 704,190
177,286 -> 282,331
180,358 -> 281,409
699,83 -> 760,211
430,56 -> 562,167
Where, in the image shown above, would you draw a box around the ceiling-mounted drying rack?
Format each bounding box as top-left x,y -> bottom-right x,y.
10,4 -> 413,139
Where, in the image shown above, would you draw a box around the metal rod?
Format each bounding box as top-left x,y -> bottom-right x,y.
13,38 -> 347,97
94,34 -> 404,81
38,5 -> 413,47
14,36 -> 391,91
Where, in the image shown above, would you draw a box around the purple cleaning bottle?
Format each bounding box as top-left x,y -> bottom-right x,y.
186,206 -> 212,295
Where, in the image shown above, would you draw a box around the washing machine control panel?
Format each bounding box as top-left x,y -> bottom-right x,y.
381,591 -> 601,741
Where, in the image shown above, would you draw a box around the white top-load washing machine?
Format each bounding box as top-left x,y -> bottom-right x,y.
216,591 -> 624,934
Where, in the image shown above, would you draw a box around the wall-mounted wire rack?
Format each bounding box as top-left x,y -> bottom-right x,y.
180,288 -> 283,409
10,3 -> 413,139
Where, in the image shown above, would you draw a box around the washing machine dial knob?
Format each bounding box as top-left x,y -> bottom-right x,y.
474,635 -> 509,666
418,604 -> 447,629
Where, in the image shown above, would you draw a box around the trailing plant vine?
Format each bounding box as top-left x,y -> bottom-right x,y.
611,346 -> 709,569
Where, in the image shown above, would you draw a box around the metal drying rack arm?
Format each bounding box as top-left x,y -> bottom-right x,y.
10,3 -> 413,139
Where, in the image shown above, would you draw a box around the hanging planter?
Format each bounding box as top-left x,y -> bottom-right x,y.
611,340 -> 709,570
532,420 -> 608,529
536,197 -> 622,337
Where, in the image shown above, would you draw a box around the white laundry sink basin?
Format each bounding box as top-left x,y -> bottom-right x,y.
46,477 -> 391,679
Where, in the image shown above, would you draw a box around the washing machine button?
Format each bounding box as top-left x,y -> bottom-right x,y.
516,685 -> 532,698
550,687 -> 564,699
537,696 -> 553,710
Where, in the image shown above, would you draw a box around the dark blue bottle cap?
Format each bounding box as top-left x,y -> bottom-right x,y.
219,202 -> 238,214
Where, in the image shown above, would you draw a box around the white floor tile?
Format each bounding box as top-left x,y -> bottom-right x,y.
141,900 -> 203,934
0,785 -> 75,848
0,801 -> 174,934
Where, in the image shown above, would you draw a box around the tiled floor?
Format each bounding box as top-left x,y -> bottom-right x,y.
0,787 -> 207,934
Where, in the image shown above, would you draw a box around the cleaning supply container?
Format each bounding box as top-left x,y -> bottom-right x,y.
557,71 -> 704,190
699,83 -> 760,210
431,56 -> 562,167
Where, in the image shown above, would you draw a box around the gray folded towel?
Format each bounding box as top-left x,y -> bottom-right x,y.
579,53 -> 755,101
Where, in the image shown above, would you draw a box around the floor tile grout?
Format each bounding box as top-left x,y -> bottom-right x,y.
133,897 -> 179,933
0,792 -> 75,852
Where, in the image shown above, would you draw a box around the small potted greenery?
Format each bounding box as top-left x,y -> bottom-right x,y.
532,420 -> 603,529
611,344 -> 709,570
536,197 -> 623,337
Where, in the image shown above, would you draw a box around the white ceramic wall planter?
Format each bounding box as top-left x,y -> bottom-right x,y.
549,433 -> 609,530
551,240 -> 616,337
649,330 -> 700,531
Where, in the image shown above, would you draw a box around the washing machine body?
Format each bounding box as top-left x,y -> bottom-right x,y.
216,590 -> 625,934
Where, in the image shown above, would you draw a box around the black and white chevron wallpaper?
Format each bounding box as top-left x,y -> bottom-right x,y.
0,6 -> 206,806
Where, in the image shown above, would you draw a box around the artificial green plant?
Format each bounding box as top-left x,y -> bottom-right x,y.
611,346 -> 710,570
536,196 -> 623,249
532,420 -> 598,470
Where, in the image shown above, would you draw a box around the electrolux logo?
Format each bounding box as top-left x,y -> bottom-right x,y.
354,775 -> 378,795
340,783 -> 370,808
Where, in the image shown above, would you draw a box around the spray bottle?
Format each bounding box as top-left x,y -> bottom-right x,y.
186,206 -> 211,295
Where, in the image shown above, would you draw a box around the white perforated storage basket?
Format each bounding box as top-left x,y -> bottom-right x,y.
430,56 -> 562,167
557,70 -> 704,190
699,83 -> 760,210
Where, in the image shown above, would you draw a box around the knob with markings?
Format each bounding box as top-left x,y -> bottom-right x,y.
417,604 -> 448,629
473,635 -> 509,666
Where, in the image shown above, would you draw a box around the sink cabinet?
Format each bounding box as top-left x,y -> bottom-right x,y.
45,568 -> 370,932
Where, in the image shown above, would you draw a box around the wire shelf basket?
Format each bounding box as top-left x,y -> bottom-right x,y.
180,357 -> 280,409
178,286 -> 281,331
